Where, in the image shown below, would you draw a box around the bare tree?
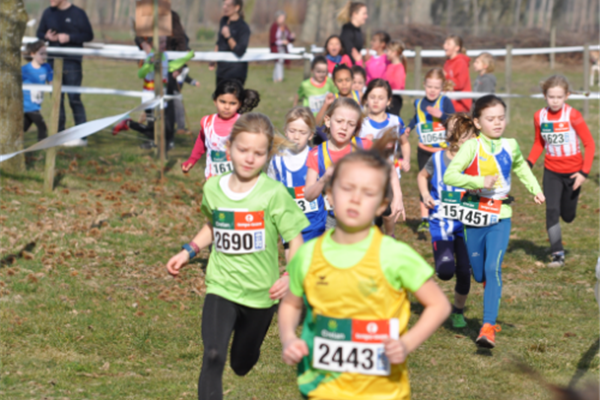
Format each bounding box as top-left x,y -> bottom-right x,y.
301,0 -> 321,43
0,0 -> 28,173
411,0 -> 433,24
544,0 -> 554,30
472,0 -> 479,34
513,0 -> 523,29
536,0 -> 548,28
186,0 -> 204,39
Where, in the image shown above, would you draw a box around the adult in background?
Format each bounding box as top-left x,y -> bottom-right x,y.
338,1 -> 368,66
210,0 -> 250,86
443,35 -> 472,113
36,0 -> 93,147
269,11 -> 295,83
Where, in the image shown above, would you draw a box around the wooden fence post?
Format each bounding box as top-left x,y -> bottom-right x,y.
550,26 -> 556,70
505,44 -> 512,124
303,46 -> 311,80
414,46 -> 422,90
43,57 -> 63,193
583,43 -> 590,119
152,0 -> 166,176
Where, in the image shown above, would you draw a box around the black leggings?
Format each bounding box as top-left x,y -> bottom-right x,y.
24,111 -> 48,141
129,105 -> 175,143
198,294 -> 277,400
432,236 -> 471,296
543,168 -> 580,253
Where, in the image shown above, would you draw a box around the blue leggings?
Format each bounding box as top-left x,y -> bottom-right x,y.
464,218 -> 511,325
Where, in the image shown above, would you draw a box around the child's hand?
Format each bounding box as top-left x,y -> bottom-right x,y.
195,81 -> 201,87
422,194 -> 435,209
391,196 -> 406,222
401,158 -> 410,172
166,250 -> 190,276
404,127 -> 411,136
365,134 -> 374,141
324,166 -> 335,179
282,337 -> 309,365
383,338 -> 408,364
483,175 -> 498,190
208,62 -> 216,71
181,162 -> 193,173
425,106 -> 443,118
534,192 -> 545,205
570,172 -> 586,190
351,48 -> 362,62
269,274 -> 289,300
324,92 -> 336,107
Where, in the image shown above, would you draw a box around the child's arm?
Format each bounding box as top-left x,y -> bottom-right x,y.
384,279 -> 450,364
168,50 -> 195,73
511,139 -> 545,204
166,223 -> 213,276
138,55 -> 154,79
417,168 -> 435,209
526,111 -> 545,168
315,93 -> 335,126
182,126 -> 207,172
293,94 -> 299,107
400,133 -> 411,172
440,97 -> 456,121
279,292 -> 308,365
269,233 -> 304,299
305,167 -> 331,202
389,167 -> 405,222
571,108 -> 595,188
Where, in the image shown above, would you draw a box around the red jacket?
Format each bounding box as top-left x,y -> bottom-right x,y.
269,23 -> 294,53
443,53 -> 472,112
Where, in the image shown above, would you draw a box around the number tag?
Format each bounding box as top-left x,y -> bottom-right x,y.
30,90 -> 44,105
210,151 -> 233,176
458,194 -> 501,227
287,186 -> 319,214
541,122 -> 570,146
308,94 -> 327,114
212,210 -> 266,254
438,190 -> 463,220
312,315 -> 398,376
418,122 -> 446,146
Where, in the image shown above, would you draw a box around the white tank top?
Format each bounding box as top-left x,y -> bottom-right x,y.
539,104 -> 579,158
203,114 -> 239,178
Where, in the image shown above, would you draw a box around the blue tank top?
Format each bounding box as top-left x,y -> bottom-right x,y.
429,150 -> 465,241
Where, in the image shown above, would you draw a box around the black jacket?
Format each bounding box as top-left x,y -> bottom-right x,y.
216,16 -> 251,84
340,22 -> 363,64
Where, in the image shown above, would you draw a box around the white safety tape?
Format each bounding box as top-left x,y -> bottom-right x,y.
22,84 -> 181,100
0,98 -> 163,164
392,89 -> 600,100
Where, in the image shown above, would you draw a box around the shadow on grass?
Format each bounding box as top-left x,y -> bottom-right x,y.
0,169 -> 44,183
506,239 -> 548,261
568,337 -> 600,388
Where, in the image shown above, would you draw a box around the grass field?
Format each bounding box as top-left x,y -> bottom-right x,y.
1,57 -> 599,399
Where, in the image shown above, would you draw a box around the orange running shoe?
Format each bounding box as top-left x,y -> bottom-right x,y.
476,323 -> 501,348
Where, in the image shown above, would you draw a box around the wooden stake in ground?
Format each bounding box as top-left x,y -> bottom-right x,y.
0,0 -> 28,174
414,46 -> 422,90
152,0 -> 166,175
583,43 -> 590,119
505,44 -> 512,124
43,58 -> 63,193
550,26 -> 556,70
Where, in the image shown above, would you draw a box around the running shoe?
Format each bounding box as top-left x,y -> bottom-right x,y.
476,323 -> 501,348
417,220 -> 430,233
450,313 -> 467,328
547,254 -> 565,268
112,119 -> 131,136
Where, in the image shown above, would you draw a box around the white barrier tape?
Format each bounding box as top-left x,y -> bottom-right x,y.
23,84 -> 181,100
392,89 -> 600,100
0,98 -> 163,164
311,44 -> 600,58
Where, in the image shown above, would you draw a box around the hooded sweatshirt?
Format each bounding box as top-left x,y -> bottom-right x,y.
443,53 -> 472,112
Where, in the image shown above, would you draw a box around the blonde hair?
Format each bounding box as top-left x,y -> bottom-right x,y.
229,113 -> 293,161
476,52 -> 495,73
444,113 -> 477,153
424,67 -> 453,92
284,106 -> 316,135
324,98 -> 363,137
446,35 -> 466,54
387,40 -> 407,71
337,1 -> 366,25
540,74 -> 571,95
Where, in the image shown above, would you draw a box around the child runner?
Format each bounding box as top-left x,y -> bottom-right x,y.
166,112 -> 309,400
359,79 -> 409,235
111,37 -> 194,150
526,75 -> 595,268
351,65 -> 367,94
365,31 -> 390,83
417,113 -> 477,328
268,107 -> 327,260
315,65 -> 361,127
444,95 -> 545,348
279,135 -> 450,400
22,40 -> 53,142
323,35 -> 356,76
472,52 -> 496,94
443,35 -> 472,113
181,80 -> 260,178
406,68 -> 455,233
384,40 -> 407,116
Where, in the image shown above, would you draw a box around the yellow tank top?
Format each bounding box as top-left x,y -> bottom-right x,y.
298,229 -> 411,400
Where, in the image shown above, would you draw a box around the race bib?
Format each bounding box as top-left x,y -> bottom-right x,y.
541,122 -> 570,146
438,190 -> 463,220
418,122 -> 446,146
312,315 -> 399,376
210,151 -> 233,176
287,186 -> 318,214
212,210 -> 265,254
458,194 -> 501,227
324,195 -> 333,211
308,94 -> 327,114
30,90 -> 44,105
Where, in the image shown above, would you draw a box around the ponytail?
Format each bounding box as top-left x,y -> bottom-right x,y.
239,89 -> 260,114
212,80 -> 260,114
337,1 -> 366,25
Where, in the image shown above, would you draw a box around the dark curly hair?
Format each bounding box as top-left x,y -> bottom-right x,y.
212,80 -> 260,114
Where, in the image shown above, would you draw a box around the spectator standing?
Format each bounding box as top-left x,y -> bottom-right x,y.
269,11 -> 295,83
338,2 -> 368,65
443,35 -> 472,113
36,0 -> 93,147
211,0 -> 251,86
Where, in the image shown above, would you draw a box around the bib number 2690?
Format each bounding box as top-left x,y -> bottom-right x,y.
212,210 -> 266,254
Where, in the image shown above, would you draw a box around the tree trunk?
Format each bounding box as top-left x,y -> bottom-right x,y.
300,0 -> 321,44
544,0 -> 554,30
0,0 -> 27,173
513,0 -> 522,29
577,0 -> 588,32
446,0 -> 454,28
472,0 -> 479,34
186,0 -> 203,40
536,0 -> 547,28
526,0 -> 535,28
411,0 -> 432,24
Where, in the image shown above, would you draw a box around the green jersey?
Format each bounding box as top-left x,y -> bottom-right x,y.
201,172 -> 310,308
297,77 -> 337,115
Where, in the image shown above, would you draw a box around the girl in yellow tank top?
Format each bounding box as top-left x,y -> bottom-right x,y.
278,134 -> 451,400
